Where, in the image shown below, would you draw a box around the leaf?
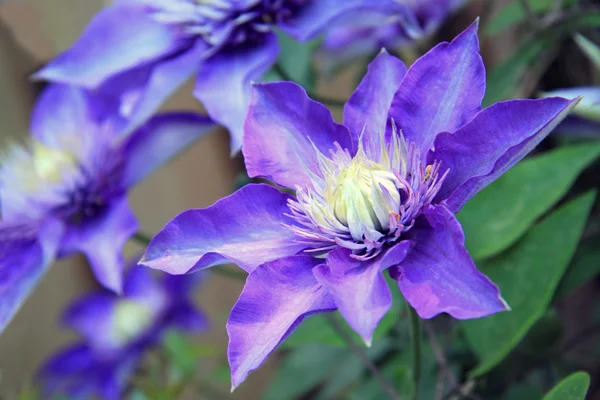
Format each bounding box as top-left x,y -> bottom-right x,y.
485,0 -> 560,36
555,240 -> 600,299
462,192 -> 596,377
459,143 -> 600,260
574,34 -> 600,72
283,276 -> 405,348
162,330 -> 203,377
262,345 -> 347,400
542,372 -> 590,400
264,30 -> 319,89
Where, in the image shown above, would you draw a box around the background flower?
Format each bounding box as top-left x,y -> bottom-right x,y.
38,263 -> 208,400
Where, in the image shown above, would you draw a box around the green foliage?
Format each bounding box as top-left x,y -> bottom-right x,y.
555,239 -> 600,300
542,372 -> 590,400
462,192 -> 596,377
485,0 -> 564,36
574,34 -> 600,72
459,143 -> 600,260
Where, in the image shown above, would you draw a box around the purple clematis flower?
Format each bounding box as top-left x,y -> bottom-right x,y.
0,84 -> 215,332
541,87 -> 600,139
34,0 -> 404,153
318,0 -> 466,72
39,263 -> 207,400
140,22 -> 579,388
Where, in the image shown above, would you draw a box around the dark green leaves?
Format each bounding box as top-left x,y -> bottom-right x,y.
542,372 -> 590,400
459,143 -> 600,260
462,192 -> 596,376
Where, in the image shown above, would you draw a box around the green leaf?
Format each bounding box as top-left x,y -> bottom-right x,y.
542,372 -> 590,400
264,30 -> 319,90
262,345 -> 347,400
459,143 -> 600,261
555,240 -> 600,299
162,331 -> 201,377
485,0 -> 557,36
574,34 -> 600,72
462,191 -> 596,377
283,276 -> 405,348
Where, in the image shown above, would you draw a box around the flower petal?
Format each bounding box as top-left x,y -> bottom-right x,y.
140,184 -> 305,274
0,219 -> 63,333
344,49 -> 407,155
280,0 -> 403,41
166,302 -> 209,333
62,293 -> 118,351
313,242 -> 410,345
61,196 -> 138,293
105,40 -> 206,136
389,20 -> 485,156
244,81 -> 352,189
31,84 -> 104,146
194,34 -> 279,154
120,112 -> 216,188
391,205 -> 508,319
432,97 -> 579,212
227,255 -> 335,389
34,3 -> 185,88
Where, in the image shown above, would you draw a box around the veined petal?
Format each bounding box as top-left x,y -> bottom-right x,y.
227,255 -> 335,390
140,184 -> 305,274
0,219 -> 64,333
194,34 -> 279,154
120,112 -> 216,189
314,242 -> 410,345
34,3 -> 186,88
243,81 -> 353,189
391,205 -> 508,319
432,97 -> 579,212
389,20 -> 485,157
279,0 -> 404,41
344,49 -> 407,156
61,197 -> 138,293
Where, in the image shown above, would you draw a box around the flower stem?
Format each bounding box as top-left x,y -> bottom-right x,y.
131,231 -> 247,281
272,62 -> 346,108
325,314 -> 402,400
408,306 -> 422,400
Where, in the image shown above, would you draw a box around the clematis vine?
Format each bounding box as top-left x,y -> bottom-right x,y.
34,0 -> 405,153
0,84 -> 215,332
140,22 -> 579,388
318,0 -> 466,72
39,263 -> 207,400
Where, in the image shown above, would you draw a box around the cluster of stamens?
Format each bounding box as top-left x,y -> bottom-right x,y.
286,125 -> 447,260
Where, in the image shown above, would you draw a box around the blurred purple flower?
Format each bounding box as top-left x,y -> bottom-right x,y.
140,22 -> 579,388
0,84 -> 215,332
34,0 -> 403,153
318,0 -> 465,72
39,264 -> 208,400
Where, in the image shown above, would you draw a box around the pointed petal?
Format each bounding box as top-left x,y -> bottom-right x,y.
0,219 -> 63,333
389,20 -> 485,156
227,255 -> 335,389
313,242 -> 410,344
392,205 -> 508,319
120,112 -> 216,188
280,0 -> 404,41
344,49 -> 407,155
244,81 -> 353,189
166,302 -> 209,333
432,97 -> 579,212
62,197 -> 138,293
34,3 -> 185,88
62,293 -> 119,351
194,34 -> 279,154
140,184 -> 305,274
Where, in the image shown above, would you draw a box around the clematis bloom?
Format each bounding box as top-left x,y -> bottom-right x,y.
318,0 -> 465,72
141,22 -> 579,388
0,84 -> 215,332
39,264 -> 207,400
34,0 -> 403,153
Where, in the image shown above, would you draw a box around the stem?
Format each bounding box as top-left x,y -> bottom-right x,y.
325,315 -> 402,400
131,231 -> 247,281
272,62 -> 346,107
408,306 -> 421,400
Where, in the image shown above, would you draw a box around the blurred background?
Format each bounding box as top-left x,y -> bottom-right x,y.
2,0 -> 600,399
